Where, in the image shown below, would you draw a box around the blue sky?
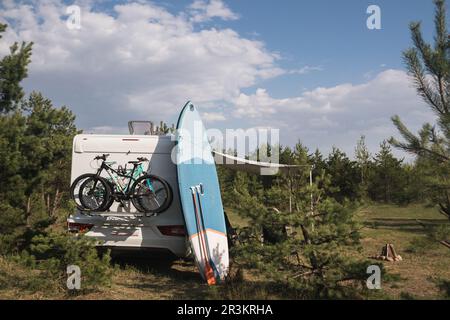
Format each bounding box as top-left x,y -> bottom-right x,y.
148,0 -> 438,88
0,0 -> 443,159
209,0 -> 437,92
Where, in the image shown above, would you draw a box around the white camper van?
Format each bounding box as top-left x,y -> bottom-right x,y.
67,122 -> 188,258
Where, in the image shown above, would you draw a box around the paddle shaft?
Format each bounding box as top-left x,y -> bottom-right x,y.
190,187 -> 216,285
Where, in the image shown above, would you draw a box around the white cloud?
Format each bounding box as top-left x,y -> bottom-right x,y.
202,111 -> 226,122
87,125 -> 129,135
0,0 -> 279,128
189,0 -> 239,23
0,1 -> 432,159
287,65 -> 323,75
229,69 -> 433,157
233,88 -> 311,118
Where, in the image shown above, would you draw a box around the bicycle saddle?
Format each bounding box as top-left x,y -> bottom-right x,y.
129,157 -> 149,164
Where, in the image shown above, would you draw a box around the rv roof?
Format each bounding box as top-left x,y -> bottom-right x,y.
73,134 -> 175,154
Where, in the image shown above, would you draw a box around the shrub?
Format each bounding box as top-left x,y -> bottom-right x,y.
436,279 -> 450,299
405,236 -> 439,254
15,232 -> 113,293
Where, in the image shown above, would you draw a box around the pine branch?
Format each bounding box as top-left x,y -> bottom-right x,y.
0,23 -> 6,37
434,0 -> 450,112
403,49 -> 446,115
410,22 -> 438,75
312,228 -> 363,246
434,0 -> 448,52
390,116 -> 450,162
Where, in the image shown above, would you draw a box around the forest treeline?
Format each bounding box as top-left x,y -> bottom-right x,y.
0,23 -> 112,292
219,137 -> 429,207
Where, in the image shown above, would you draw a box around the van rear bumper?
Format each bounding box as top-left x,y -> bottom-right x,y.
67,212 -> 188,258
99,246 -> 180,260
93,239 -> 187,258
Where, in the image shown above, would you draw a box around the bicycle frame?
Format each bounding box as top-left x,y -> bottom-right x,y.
73,153 -> 170,214
87,157 -> 158,214
95,161 -> 148,197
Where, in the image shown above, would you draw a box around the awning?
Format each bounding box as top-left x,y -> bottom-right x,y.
213,151 -> 310,175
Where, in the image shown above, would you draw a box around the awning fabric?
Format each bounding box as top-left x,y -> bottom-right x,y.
213,151 -> 309,175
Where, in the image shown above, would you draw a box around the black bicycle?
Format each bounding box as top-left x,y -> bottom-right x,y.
70,154 -> 172,213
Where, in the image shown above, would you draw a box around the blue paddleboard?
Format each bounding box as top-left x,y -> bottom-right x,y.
175,101 -> 229,284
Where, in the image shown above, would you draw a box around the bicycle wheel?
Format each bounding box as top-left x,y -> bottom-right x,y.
78,176 -> 112,212
70,173 -> 98,211
131,174 -> 173,213
101,180 -> 116,212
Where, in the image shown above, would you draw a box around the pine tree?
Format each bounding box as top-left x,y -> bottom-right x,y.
311,148 -> 327,178
390,0 -> 450,218
0,24 -> 33,113
368,141 -> 406,203
325,147 -> 360,202
354,135 -> 371,199
0,26 -> 77,252
228,145 -> 371,299
401,163 -> 427,204
0,92 -> 78,252
154,121 -> 175,134
21,92 -> 77,219
0,24 -> 111,289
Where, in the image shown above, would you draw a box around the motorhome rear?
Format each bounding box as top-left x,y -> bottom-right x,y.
67,133 -> 188,258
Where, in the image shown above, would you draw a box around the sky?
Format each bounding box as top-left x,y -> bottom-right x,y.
0,0 -> 444,159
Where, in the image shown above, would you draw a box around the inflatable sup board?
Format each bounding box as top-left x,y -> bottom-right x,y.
175,101 -> 229,284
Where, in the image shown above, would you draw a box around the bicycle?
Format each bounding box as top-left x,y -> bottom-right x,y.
70,154 -> 172,214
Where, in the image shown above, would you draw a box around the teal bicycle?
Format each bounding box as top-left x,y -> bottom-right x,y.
70,154 -> 172,213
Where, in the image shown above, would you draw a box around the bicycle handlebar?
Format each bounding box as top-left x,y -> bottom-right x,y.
94,154 -> 147,163
94,154 -> 110,161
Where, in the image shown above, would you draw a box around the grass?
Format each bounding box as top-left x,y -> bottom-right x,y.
0,256 -> 63,299
356,203 -> 450,299
0,203 -> 448,299
225,208 -> 250,228
77,258 -> 210,300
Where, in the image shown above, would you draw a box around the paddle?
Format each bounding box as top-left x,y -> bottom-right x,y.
190,187 -> 216,285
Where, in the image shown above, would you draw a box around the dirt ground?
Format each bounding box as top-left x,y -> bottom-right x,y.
0,204 -> 448,300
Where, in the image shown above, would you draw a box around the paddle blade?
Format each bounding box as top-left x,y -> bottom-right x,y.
205,263 -> 217,285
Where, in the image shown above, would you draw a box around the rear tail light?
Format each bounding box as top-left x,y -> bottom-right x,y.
157,225 -> 186,237
67,222 -> 94,233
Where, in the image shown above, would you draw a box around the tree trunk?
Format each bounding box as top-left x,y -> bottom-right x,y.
300,223 -> 319,269
26,196 -> 31,216
50,187 -> 60,217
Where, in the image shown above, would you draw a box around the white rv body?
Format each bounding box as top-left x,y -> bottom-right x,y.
68,134 -> 188,258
